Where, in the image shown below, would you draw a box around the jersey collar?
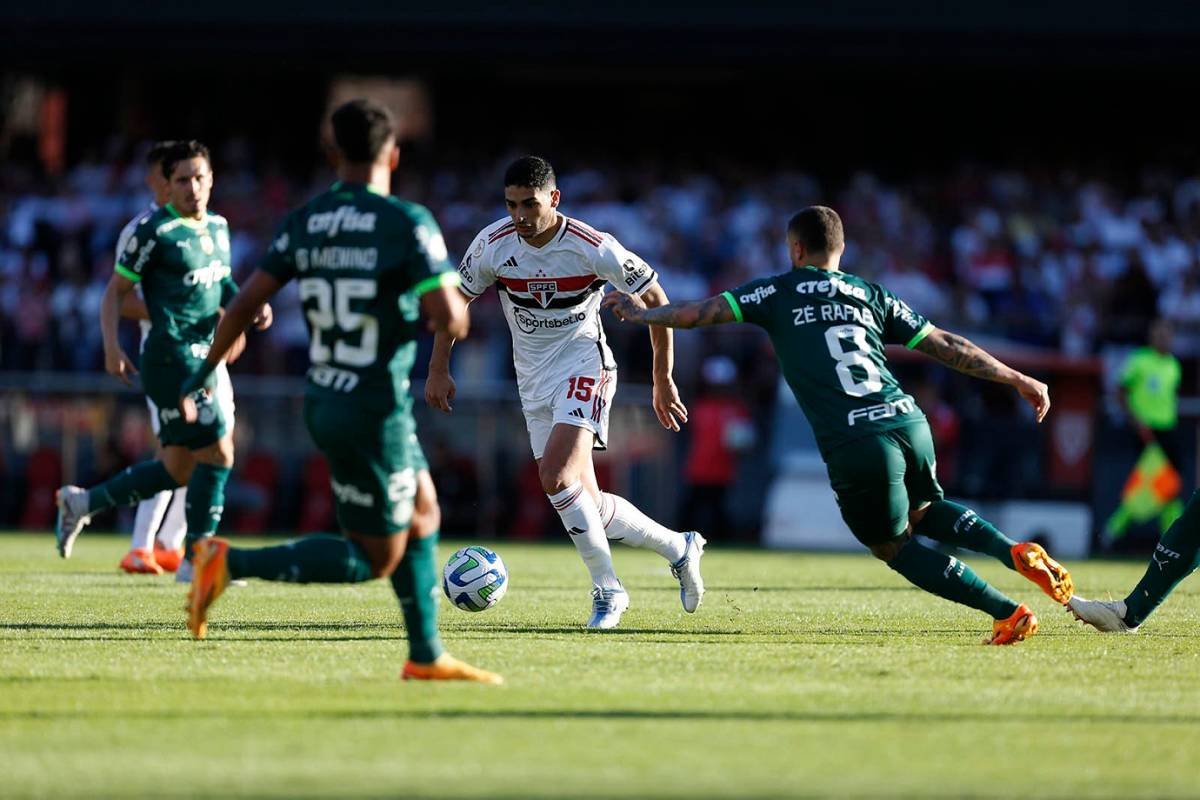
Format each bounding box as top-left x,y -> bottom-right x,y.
164,203 -> 209,228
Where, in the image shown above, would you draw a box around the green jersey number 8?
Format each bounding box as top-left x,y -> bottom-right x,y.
299,277 -> 379,368
824,324 -> 883,398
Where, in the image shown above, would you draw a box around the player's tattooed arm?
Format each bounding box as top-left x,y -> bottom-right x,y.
915,327 -> 1051,422
603,291 -> 736,329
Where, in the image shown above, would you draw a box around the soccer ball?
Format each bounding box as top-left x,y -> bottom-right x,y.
442,546 -> 508,612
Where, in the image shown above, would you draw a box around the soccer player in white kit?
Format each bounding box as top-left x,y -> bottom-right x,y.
426,156 -> 705,629
112,141 -> 240,576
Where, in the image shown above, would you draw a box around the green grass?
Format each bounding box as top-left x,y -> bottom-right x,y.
1,532 -> 1199,799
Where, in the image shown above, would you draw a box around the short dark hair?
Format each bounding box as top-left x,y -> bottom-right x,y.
146,140 -> 176,167
786,206 -> 845,254
331,99 -> 395,164
504,155 -> 556,190
161,140 -> 210,179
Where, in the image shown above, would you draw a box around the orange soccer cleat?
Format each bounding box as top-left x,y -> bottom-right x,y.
987,603 -> 1039,645
119,548 -> 164,575
401,654 -> 504,685
186,538 -> 231,640
152,542 -> 184,573
1011,542 -> 1074,604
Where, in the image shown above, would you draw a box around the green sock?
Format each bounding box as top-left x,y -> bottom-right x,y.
1124,491 -> 1200,626
185,464 -> 231,556
390,531 -> 445,664
887,539 -> 1019,620
913,500 -> 1017,569
87,461 -> 178,513
226,534 -> 374,583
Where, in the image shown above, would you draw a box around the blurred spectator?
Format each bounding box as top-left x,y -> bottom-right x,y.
678,356 -> 755,539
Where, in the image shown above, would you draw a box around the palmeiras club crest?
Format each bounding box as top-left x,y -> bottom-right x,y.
528,280 -> 558,307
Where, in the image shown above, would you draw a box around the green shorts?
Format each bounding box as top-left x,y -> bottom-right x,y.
140,348 -> 227,450
824,420 -> 944,546
304,395 -> 428,536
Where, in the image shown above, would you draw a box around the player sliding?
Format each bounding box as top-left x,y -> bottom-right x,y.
605,206 -> 1073,644
112,141 -> 244,576
179,99 -> 501,683
54,140 -> 271,568
425,156 -> 704,629
1069,489 -> 1200,632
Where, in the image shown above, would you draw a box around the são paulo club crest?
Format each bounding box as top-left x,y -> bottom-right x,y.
528,280 -> 558,307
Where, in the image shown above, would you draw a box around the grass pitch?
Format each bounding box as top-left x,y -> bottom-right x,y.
1,532 -> 1198,799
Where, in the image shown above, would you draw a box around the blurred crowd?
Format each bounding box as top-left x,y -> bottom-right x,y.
6,143 -> 1200,382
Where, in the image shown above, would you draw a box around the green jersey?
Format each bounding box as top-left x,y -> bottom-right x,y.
115,203 -> 236,361
1121,346 -> 1180,430
723,266 -> 934,457
260,182 -> 460,415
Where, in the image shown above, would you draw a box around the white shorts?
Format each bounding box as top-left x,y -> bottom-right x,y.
147,363 -> 235,436
524,368 -> 617,460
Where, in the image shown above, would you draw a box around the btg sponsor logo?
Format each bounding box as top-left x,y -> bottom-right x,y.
512,306 -> 586,334
740,285 -> 776,305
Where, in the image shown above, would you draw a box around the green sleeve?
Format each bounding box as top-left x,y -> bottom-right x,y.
404,204 -> 455,288
723,277 -> 778,327
720,291 -> 744,323
259,217 -> 297,284
115,220 -> 158,283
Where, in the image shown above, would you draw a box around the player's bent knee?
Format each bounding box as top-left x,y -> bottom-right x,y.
347,531 -> 407,578
538,463 -> 574,495
870,533 -> 911,563
410,471 -> 441,539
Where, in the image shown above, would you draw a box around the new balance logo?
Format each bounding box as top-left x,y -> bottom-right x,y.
502,256 -> 519,268
569,408 -> 587,419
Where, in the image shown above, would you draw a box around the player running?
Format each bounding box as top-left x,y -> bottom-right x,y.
54,140 -> 271,567
425,156 -> 704,629
112,141 -> 242,576
605,205 -> 1073,645
1069,488 -> 1200,632
179,99 -> 501,683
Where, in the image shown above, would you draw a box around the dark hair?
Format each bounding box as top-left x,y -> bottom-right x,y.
331,99 -> 395,164
504,155 -> 556,189
786,206 -> 845,254
146,140 -> 176,166
161,140 -> 210,179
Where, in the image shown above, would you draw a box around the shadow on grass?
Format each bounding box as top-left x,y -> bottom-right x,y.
1,707 -> 1197,726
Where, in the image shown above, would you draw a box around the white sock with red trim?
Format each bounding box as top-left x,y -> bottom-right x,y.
548,482 -> 621,590
599,492 -> 686,563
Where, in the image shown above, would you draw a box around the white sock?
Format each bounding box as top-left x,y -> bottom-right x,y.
155,487 -> 189,550
599,492 -> 687,563
548,482 -> 621,590
130,490 -> 171,551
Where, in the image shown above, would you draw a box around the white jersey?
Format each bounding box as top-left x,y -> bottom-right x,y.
458,215 -> 657,405
115,203 -> 158,342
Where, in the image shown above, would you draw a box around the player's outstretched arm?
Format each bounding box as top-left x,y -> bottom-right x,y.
424,288 -> 472,414
638,281 -> 688,431
100,273 -> 140,386
602,290 -> 737,329
180,269 -> 280,420
914,326 -> 1051,422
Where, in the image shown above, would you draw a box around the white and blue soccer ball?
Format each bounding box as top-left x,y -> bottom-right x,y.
442,546 -> 508,612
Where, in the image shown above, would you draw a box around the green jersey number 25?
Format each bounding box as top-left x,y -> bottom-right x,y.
299,277 -> 379,367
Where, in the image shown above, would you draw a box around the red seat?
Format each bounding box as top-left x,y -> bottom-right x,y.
297,454 -> 334,533
230,451 -> 278,533
20,448 -> 62,530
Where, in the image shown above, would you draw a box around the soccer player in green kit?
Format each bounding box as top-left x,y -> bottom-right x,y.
605,206 -> 1074,644
54,140 -> 272,565
179,99 -> 501,683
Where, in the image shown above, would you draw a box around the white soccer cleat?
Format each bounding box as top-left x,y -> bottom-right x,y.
586,585 -> 630,630
670,531 -> 707,613
55,486 -> 92,559
1067,595 -> 1139,633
